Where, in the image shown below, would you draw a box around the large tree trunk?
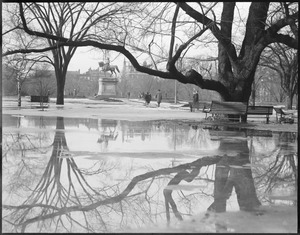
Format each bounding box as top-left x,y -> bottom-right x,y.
56,80 -> 65,105
286,93 -> 293,109
250,81 -> 256,106
55,68 -> 67,105
51,45 -> 74,105
214,2 -> 264,122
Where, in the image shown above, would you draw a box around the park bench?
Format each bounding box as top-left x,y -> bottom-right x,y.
247,106 -> 273,124
30,95 -> 49,109
273,107 -> 295,124
30,95 -> 49,103
208,100 -> 248,122
189,101 -> 211,118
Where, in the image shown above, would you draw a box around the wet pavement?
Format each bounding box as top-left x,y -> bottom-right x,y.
2,114 -> 297,233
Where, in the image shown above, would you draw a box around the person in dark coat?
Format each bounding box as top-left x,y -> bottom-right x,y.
145,92 -> 151,106
193,88 -> 199,104
191,88 -> 200,111
156,89 -> 162,107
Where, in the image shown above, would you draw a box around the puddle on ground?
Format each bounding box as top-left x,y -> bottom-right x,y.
2,114 -> 297,233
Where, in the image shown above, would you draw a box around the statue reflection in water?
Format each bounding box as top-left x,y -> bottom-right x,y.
97,119 -> 118,150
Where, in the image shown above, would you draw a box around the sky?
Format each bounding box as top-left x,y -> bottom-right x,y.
68,47 -> 126,73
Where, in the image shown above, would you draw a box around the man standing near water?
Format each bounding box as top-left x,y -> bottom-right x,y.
145,92 -> 151,106
193,88 -> 199,104
156,89 -> 162,107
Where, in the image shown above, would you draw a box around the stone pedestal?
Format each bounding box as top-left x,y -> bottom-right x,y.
97,77 -> 118,98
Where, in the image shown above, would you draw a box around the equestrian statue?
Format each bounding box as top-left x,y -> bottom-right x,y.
98,60 -> 120,77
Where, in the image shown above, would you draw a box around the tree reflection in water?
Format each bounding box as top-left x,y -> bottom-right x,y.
3,117 -> 116,232
2,118 -> 297,233
2,116 -> 52,195
254,131 -> 297,205
208,128 -> 261,213
163,127 -> 262,231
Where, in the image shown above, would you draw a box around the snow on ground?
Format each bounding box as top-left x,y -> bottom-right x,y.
2,96 -> 298,133
123,205 -> 297,233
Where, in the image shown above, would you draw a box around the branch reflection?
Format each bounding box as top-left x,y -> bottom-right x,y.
2,118 -> 297,233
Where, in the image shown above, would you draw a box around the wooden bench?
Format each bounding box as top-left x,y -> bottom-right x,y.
189,101 -> 210,111
189,101 -> 211,118
273,107 -> 295,123
30,95 -> 49,103
247,106 -> 273,124
209,101 -> 248,122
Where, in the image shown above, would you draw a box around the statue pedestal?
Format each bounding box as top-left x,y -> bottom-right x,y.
97,77 -> 118,98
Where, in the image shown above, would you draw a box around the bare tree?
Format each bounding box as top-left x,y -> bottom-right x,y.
3,3 -> 132,105
250,66 -> 273,105
4,54 -> 38,107
259,43 -> 298,109
2,4 -> 51,106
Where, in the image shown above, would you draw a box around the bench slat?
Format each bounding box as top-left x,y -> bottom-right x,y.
207,101 -> 247,122
274,107 -> 285,115
247,106 -> 273,115
30,95 -> 49,103
189,101 -> 211,112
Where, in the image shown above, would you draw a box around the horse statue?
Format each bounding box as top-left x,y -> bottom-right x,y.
98,61 -> 120,77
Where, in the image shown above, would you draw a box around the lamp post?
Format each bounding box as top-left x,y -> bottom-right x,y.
174,80 -> 177,104
174,44 -> 179,104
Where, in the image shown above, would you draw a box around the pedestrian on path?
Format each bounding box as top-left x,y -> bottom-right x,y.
193,88 -> 199,105
155,89 -> 162,107
145,92 -> 151,106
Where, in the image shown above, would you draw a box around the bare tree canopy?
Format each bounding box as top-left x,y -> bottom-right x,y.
259,43 -> 298,108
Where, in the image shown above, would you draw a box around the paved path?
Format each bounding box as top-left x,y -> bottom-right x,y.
2,97 -> 206,121
2,97 -> 297,133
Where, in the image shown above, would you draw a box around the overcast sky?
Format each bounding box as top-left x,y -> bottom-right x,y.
68,47 -> 125,73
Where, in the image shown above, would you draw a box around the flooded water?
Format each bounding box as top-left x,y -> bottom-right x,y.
2,114 -> 297,233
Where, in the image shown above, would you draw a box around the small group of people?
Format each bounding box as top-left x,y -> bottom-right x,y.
140,88 -> 200,108
143,89 -> 163,107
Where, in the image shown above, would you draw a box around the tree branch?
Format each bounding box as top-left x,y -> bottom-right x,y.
177,2 -> 238,62
270,33 -> 298,49
3,45 -> 64,56
185,69 -> 231,99
265,11 -> 298,49
168,4 -> 180,62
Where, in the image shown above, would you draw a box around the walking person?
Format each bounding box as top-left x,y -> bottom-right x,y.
156,89 -> 162,107
193,88 -> 199,104
192,88 -> 199,111
145,92 -> 151,106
